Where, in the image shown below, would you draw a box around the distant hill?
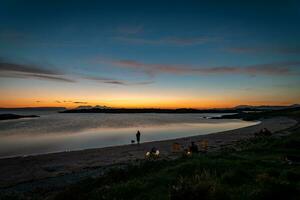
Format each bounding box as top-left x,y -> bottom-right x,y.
234,104 -> 300,111
61,104 -> 300,114
75,105 -> 111,110
214,106 -> 300,121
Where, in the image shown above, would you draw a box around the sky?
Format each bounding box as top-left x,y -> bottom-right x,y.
0,0 -> 300,108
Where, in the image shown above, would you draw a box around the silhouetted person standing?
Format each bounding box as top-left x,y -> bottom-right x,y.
136,130 -> 141,144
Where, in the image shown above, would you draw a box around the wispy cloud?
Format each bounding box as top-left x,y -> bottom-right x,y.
227,46 -> 300,55
114,36 -> 218,46
0,58 -> 154,85
0,60 -> 60,75
98,58 -> 300,77
73,101 -> 88,104
84,76 -> 154,85
54,100 -> 89,104
0,59 -> 75,82
27,74 -> 75,82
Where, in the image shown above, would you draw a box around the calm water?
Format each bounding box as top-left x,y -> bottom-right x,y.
0,112 -> 259,158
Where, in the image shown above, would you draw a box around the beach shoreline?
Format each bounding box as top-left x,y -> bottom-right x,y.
0,117 -> 297,188
0,117 -> 256,160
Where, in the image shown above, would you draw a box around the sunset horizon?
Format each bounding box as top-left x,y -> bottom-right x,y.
0,100 -> 299,110
1,1 -> 300,109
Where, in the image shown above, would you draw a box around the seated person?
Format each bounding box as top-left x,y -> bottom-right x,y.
256,128 -> 272,137
261,128 -> 272,136
189,141 -> 199,153
146,147 -> 160,159
172,142 -> 182,152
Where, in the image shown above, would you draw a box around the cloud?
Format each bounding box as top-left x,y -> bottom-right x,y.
73,101 -> 88,104
0,60 -> 60,75
0,59 -> 75,82
227,46 -> 300,55
114,36 -> 218,46
98,58 -> 300,77
84,76 -> 154,85
55,100 -> 88,104
28,74 -> 75,82
0,58 -> 154,85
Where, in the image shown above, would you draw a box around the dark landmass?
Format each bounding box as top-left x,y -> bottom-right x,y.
213,107 -> 300,121
0,114 -> 40,121
61,104 -> 300,114
234,104 -> 300,110
0,107 -> 66,112
61,108 -> 238,114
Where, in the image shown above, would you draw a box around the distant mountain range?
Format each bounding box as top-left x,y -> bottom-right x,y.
1,104 -> 299,113
233,104 -> 300,110
75,105 -> 111,110
61,104 -> 300,113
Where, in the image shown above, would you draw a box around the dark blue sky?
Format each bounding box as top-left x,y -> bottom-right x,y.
0,0 -> 300,108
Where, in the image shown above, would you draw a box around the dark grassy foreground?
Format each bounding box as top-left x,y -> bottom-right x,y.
52,108 -> 300,200
52,125 -> 300,200
1,109 -> 300,200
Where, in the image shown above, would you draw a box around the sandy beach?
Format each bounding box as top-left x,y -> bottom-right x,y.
0,117 -> 297,188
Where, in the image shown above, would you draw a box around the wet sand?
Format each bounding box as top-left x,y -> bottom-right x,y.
0,117 -> 297,188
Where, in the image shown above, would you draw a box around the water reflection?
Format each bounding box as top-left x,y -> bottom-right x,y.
0,113 -> 258,158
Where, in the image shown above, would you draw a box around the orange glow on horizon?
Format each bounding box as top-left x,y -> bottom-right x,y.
0,98 -> 296,109
1,88 -> 298,109
1,81 -> 299,109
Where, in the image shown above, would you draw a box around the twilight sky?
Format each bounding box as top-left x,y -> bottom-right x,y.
0,0 -> 300,108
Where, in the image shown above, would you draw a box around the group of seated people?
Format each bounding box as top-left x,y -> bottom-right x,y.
145,147 -> 160,159
146,128 -> 273,159
145,139 -> 210,159
255,128 -> 272,137
172,140 -> 209,156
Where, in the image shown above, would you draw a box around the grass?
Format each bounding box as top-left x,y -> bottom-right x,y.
1,110 -> 300,200
50,121 -> 300,200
